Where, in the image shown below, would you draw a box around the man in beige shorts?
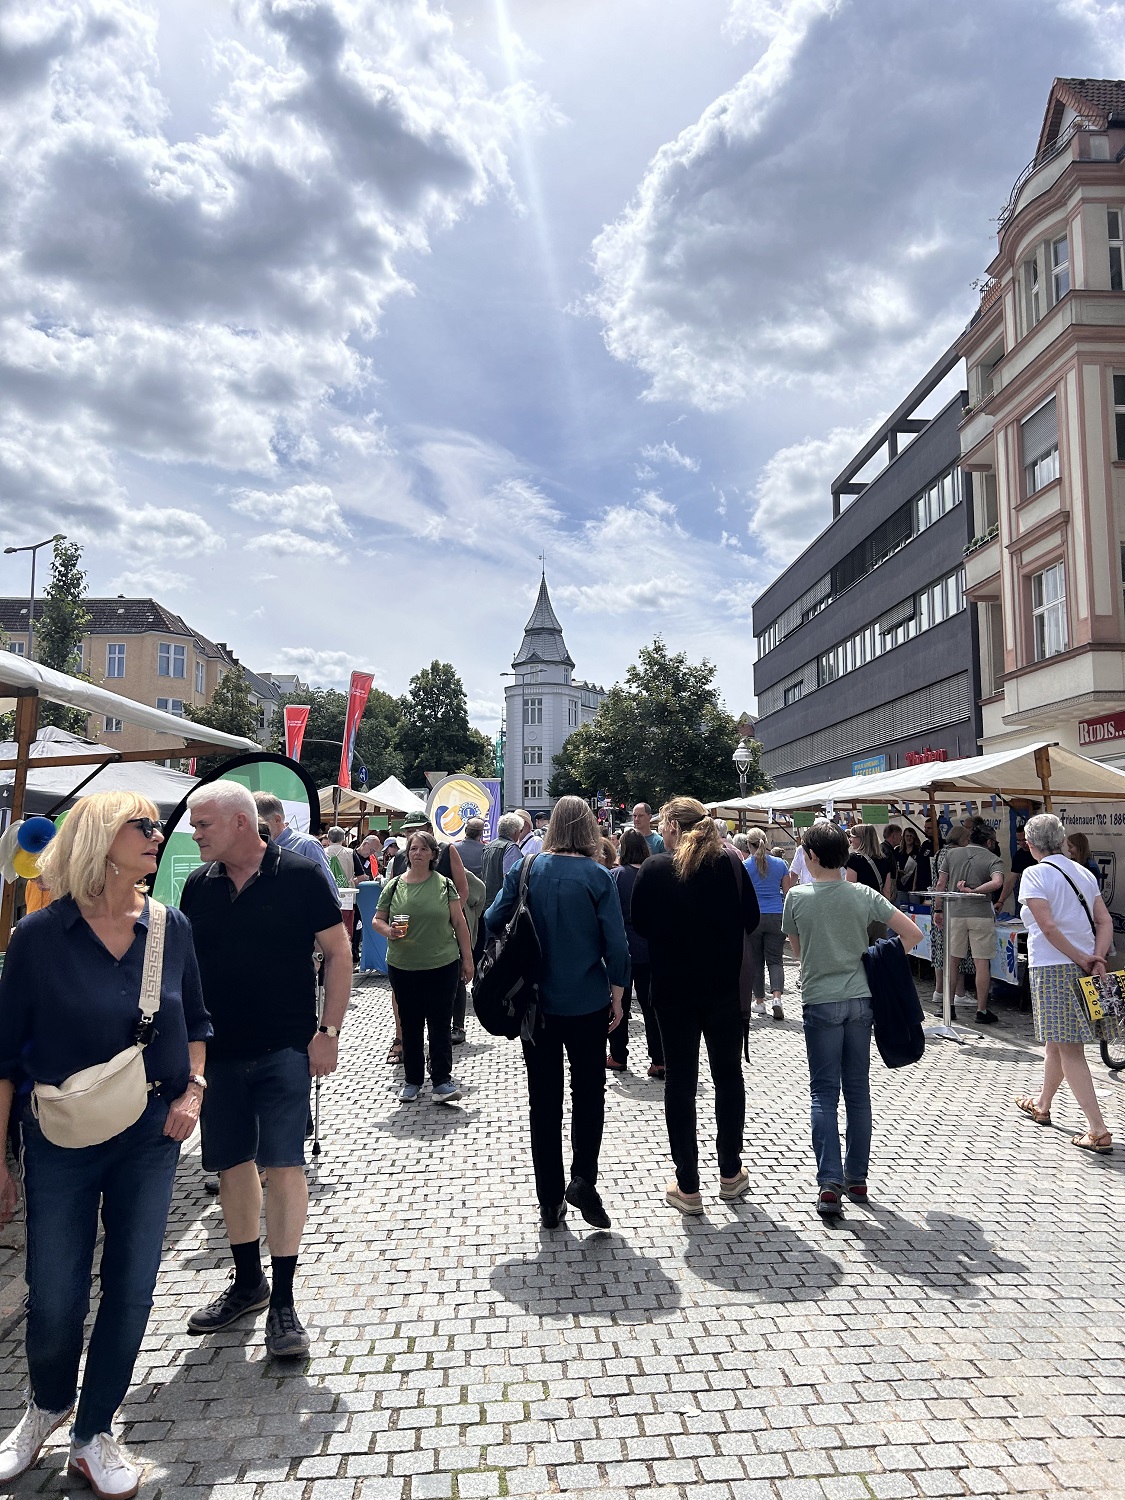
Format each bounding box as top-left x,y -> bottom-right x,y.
933,826 -> 1004,1024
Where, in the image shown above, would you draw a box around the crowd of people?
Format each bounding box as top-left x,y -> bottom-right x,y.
0,785 -> 1116,1495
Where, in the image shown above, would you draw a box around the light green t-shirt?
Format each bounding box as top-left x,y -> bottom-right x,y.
377,872 -> 460,972
782,878 -> 896,1005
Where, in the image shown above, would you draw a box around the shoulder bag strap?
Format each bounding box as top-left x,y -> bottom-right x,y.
860,853 -> 882,888
139,899 -> 167,1024
1040,856 -> 1097,937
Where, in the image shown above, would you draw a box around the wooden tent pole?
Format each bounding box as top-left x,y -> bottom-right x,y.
1,691 -> 40,953
1034,746 -> 1053,811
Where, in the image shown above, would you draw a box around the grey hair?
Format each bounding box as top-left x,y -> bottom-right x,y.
731,833 -> 750,854
326,826 -> 347,843
1025,813 -> 1066,854
187,780 -> 257,822
498,812 -> 524,840
253,791 -> 284,820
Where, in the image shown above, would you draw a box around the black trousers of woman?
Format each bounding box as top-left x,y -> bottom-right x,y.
653,989 -> 744,1193
391,960 -> 459,1086
608,963 -> 664,1067
521,1006 -> 608,1208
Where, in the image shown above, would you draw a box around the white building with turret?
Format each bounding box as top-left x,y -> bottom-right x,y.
503,576 -> 606,816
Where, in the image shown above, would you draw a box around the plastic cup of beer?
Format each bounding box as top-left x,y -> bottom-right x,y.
393,914 -> 410,938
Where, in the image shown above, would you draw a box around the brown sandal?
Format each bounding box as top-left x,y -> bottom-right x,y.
1072,1131 -> 1113,1154
386,1039 -> 403,1065
1015,1094 -> 1051,1125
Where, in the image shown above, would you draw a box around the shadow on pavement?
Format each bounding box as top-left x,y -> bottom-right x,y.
371,1103 -> 480,1142
840,1206 -> 1028,1294
491,1229 -> 680,1322
677,1205 -> 843,1302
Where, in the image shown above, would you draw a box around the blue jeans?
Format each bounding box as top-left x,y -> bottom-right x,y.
801,999 -> 873,1188
21,1095 -> 180,1441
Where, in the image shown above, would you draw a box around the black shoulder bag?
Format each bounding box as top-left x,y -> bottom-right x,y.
473,855 -> 543,1042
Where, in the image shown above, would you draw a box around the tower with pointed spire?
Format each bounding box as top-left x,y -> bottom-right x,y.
503,573 -> 606,813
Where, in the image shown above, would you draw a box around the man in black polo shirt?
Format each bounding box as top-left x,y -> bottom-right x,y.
179,781 -> 349,1358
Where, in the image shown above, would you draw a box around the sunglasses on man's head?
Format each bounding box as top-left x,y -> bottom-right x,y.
126,817 -> 163,839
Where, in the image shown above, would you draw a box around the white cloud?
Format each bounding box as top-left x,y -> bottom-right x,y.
230,482 -> 348,535
590,0 -> 1118,410
269,645 -> 387,690
247,529 -> 342,559
749,423 -> 871,566
108,566 -> 192,594
639,440 -> 700,472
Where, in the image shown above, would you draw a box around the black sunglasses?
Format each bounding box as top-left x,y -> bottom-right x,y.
126,817 -> 163,839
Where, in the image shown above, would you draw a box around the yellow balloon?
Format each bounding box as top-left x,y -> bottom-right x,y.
12,848 -> 40,880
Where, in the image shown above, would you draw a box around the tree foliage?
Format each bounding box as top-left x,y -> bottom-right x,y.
183,668 -> 259,776
36,539 -> 91,733
396,661 -> 494,786
268,686 -> 405,791
547,637 -> 769,808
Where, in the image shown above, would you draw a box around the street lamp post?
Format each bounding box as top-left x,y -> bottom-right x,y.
3,533 -> 66,662
732,738 -> 753,798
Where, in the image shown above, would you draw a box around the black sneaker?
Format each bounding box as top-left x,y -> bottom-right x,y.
265,1304 -> 311,1359
539,1201 -> 567,1229
564,1177 -> 611,1229
186,1274 -> 270,1334
451,1028 -> 466,1045
974,1009 -> 1000,1024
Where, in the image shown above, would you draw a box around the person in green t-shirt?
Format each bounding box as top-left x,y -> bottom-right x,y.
782,822 -> 922,1218
374,832 -> 475,1104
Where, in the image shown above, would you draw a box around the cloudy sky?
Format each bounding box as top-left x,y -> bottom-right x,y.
1,0 -> 1122,738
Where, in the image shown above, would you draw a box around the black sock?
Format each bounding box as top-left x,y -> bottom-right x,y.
269,1254 -> 298,1309
231,1239 -> 262,1289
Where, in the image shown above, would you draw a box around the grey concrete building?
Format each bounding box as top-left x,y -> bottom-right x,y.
503,576 -> 605,816
752,355 -> 982,786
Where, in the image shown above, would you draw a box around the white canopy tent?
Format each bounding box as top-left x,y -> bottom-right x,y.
0,727 -> 198,818
319,775 -> 427,824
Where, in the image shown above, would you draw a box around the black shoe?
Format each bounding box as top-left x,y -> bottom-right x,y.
203,1176 -> 220,1195
564,1177 -> 611,1229
974,1009 -> 1000,1024
539,1201 -> 567,1229
265,1304 -> 311,1359
451,1028 -> 466,1045
187,1274 -> 270,1334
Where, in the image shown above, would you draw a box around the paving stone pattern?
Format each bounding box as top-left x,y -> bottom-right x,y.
2,963 -> 1124,1499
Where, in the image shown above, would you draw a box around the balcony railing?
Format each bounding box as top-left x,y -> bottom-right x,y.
977,276 -> 1002,313
997,117 -> 1086,230
963,523 -> 1000,558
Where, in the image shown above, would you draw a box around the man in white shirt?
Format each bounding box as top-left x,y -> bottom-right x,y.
515,808 -> 543,857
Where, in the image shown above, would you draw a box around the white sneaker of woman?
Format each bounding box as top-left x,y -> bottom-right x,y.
0,1402 -> 73,1481
68,1432 -> 141,1499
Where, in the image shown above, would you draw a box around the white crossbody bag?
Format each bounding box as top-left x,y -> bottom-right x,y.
31,899 -> 167,1149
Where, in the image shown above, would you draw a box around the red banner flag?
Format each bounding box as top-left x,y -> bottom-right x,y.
284,705 -> 311,762
338,673 -> 374,789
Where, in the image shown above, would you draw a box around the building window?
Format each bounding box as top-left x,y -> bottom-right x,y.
104,716 -> 122,734
8,641 -> 25,656
1110,210 -> 1124,292
195,659 -> 205,695
1051,236 -> 1070,302
563,667 -> 571,685
1031,562 -> 1067,662
524,745 -> 543,766
783,683 -> 803,705
158,642 -> 186,678
524,697 -> 542,725
156,697 -> 185,716
1025,255 -> 1041,326
1115,373 -> 1125,459
567,698 -> 579,727
1022,395 -> 1059,495
523,779 -> 543,801
106,643 -> 126,678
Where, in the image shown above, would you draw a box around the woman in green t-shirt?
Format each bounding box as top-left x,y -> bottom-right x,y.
374,832 -> 475,1104
782,822 -> 922,1218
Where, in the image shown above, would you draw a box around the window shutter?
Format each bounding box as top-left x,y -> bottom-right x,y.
1021,396 -> 1058,464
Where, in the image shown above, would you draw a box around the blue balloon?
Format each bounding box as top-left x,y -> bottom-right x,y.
16,816 -> 56,854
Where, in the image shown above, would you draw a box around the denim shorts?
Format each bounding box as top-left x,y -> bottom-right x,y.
201,1047 -> 311,1173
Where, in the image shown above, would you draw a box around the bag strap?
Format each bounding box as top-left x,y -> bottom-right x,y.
859,853 -> 882,889
139,899 -> 167,1024
1041,856 -> 1097,937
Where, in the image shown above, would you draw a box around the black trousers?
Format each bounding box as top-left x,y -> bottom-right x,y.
654,988 -> 744,1193
521,1007 -> 608,1208
392,961 -> 458,1087
609,963 -> 664,1067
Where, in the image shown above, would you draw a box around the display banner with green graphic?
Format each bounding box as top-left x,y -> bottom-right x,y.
152,754 -> 320,908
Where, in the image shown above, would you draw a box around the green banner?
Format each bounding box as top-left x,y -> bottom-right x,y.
793,810 -> 816,829
861,805 -> 890,824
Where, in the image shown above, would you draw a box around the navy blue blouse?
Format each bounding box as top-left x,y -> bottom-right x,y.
0,896 -> 212,1100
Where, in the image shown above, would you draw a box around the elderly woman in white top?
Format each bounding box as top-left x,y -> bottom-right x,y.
1015,813 -> 1115,1154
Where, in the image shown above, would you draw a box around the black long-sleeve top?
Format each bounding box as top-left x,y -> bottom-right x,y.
631,851 -> 759,1001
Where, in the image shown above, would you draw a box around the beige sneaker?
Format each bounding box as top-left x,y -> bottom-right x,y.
0,1401 -> 73,1482
68,1432 -> 141,1499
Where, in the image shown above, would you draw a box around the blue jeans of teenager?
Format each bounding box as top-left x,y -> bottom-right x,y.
21,1094 -> 180,1441
801,999 -> 873,1188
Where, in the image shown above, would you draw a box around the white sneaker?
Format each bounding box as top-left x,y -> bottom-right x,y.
0,1401 -> 73,1481
771,1000 -> 785,1020
751,1000 -> 767,1018
68,1432 -> 141,1499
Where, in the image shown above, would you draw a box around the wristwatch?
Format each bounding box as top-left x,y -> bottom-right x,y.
318,1025 -> 341,1038
188,1073 -> 207,1090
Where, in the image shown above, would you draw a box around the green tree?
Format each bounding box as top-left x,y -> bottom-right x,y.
183,668 -> 258,776
36,539 -> 91,733
396,661 -> 494,786
268,686 -> 405,790
547,637 -> 769,808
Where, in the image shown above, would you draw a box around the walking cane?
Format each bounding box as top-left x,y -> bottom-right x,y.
311,959 -> 325,1182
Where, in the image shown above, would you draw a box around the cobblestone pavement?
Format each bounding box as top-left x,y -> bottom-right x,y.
2,962 -> 1124,1500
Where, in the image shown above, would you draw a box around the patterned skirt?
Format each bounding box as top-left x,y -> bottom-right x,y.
1030,963 -> 1124,1045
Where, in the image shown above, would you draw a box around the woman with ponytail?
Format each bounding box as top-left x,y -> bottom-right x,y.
632,797 -> 760,1214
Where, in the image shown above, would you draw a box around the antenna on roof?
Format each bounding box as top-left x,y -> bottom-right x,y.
538,551 -> 546,580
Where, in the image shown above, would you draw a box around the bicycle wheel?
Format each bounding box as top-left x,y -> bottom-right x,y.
1100,1038 -> 1125,1072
